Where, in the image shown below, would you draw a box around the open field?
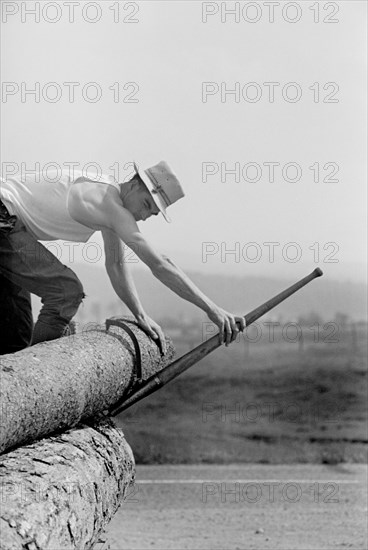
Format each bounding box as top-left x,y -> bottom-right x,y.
104,464 -> 368,550
116,327 -> 367,464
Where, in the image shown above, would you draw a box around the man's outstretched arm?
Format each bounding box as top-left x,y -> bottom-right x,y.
142,243 -> 245,345
103,199 -> 246,346
102,228 -> 167,353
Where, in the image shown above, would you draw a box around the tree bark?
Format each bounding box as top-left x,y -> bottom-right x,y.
0,415 -> 135,550
0,317 -> 175,454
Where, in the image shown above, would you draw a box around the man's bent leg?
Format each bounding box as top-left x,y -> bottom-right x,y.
32,272 -> 84,344
0,219 -> 85,346
0,274 -> 33,354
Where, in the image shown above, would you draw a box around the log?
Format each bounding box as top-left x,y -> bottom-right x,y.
0,317 -> 175,454
0,415 -> 135,550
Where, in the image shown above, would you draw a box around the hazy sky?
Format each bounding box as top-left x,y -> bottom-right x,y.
1,1 -> 366,282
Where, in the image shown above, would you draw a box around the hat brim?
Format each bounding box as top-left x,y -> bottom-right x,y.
133,162 -> 171,223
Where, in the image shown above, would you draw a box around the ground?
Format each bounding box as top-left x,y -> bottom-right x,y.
104,464 -> 367,550
102,326 -> 367,549
116,331 -> 367,464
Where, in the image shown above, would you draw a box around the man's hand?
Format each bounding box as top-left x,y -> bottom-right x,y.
207,306 -> 246,346
136,313 -> 167,355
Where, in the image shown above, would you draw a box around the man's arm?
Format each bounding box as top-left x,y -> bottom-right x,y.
102,194 -> 245,345
102,228 -> 167,353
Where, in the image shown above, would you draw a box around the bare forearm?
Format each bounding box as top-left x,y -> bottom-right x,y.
107,264 -> 145,319
151,257 -> 216,314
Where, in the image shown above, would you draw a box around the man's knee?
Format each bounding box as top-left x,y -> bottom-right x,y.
61,272 -> 85,320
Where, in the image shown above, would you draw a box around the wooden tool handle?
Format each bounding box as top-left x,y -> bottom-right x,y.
244,267 -> 323,326
111,268 -> 323,415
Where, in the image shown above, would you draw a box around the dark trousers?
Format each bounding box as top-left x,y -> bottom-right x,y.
0,199 -> 84,355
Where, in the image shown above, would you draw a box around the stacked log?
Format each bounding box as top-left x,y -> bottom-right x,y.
0,318 -> 175,549
0,416 -> 134,550
0,318 -> 175,454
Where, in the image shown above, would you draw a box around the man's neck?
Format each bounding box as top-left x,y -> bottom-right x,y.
118,180 -> 130,201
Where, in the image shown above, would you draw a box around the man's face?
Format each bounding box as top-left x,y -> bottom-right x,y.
123,176 -> 160,221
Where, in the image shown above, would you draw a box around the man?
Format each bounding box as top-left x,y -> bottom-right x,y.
0,161 -> 245,355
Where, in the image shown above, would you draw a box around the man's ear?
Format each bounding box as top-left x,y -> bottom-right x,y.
130,176 -> 139,190
133,175 -> 144,189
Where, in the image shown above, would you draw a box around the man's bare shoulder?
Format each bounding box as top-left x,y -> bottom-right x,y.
68,180 -> 133,231
69,178 -> 120,203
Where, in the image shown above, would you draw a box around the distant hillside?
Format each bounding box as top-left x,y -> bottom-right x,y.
66,264 -> 367,322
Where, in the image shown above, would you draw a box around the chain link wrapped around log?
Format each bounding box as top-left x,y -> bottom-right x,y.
0,317 -> 175,455
0,415 -> 135,550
